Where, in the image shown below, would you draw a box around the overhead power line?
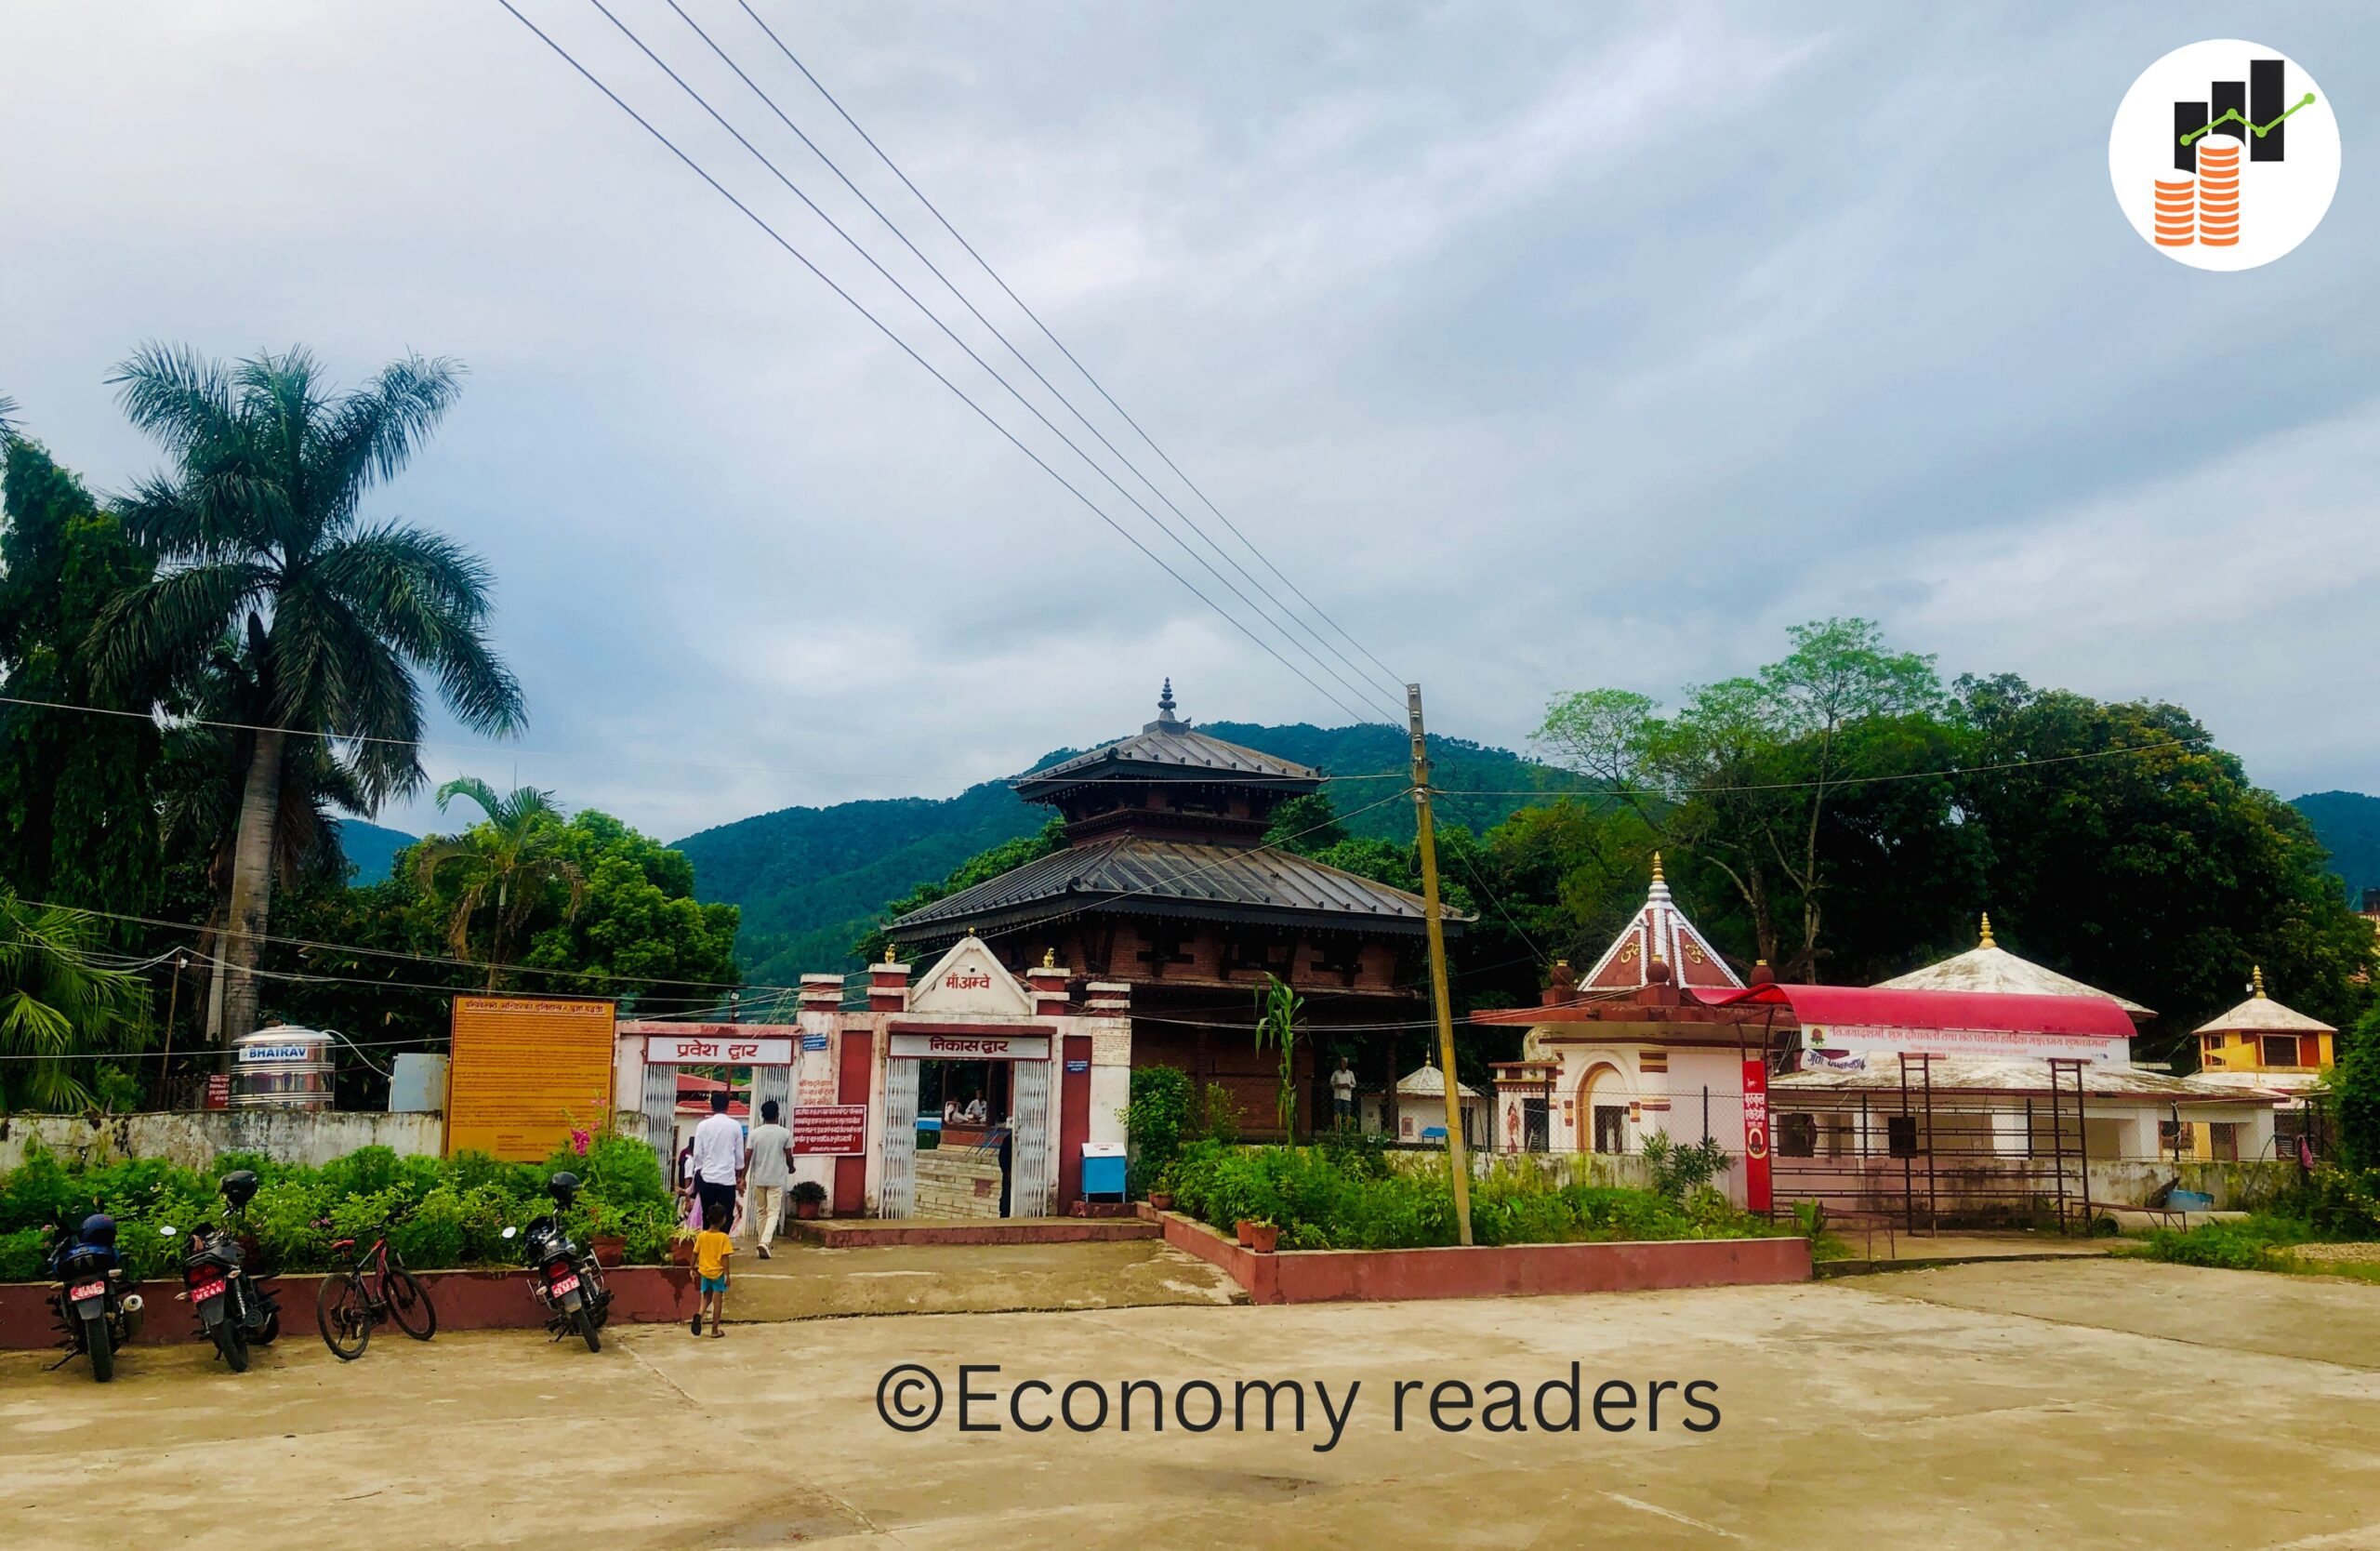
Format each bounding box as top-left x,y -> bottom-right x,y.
669,0 -> 1408,710
733,0 -> 1408,692
494,0 -> 1394,730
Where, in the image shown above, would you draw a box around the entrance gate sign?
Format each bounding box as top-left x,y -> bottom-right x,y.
447,996 -> 616,1161
642,1034 -> 795,1067
888,1032 -> 1050,1061
791,1105 -> 868,1156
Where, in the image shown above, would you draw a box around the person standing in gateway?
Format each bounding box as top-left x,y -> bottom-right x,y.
689,1089 -> 745,1233
744,1099 -> 794,1259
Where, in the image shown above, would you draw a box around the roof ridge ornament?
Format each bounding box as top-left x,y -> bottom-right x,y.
1978,912 -> 1996,950
2253,963 -> 2267,999
1157,677 -> 1178,722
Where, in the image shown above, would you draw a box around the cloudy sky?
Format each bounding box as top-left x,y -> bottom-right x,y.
3,2 -> 2372,842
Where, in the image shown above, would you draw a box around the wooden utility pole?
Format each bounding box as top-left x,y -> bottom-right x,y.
1408,683 -> 1474,1246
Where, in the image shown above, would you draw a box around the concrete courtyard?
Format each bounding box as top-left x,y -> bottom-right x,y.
3,1256 -> 2376,1550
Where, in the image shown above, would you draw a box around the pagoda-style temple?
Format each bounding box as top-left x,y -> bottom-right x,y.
889,683 -> 1461,1135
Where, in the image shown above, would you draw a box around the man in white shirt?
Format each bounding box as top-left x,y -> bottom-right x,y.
1331,1057 -> 1357,1129
689,1090 -> 746,1232
744,1099 -> 794,1258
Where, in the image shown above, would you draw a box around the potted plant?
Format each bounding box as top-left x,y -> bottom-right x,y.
1147,1166 -> 1176,1213
587,1202 -> 627,1268
1245,1217 -> 1280,1254
1235,1219 -> 1256,1247
791,1180 -> 828,1221
668,1227 -> 697,1267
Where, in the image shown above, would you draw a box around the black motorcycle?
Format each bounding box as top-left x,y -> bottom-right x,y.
502,1171 -> 612,1353
47,1214 -> 144,1384
166,1169 -> 282,1372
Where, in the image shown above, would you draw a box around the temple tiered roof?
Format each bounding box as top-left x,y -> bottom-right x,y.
1874,914 -> 2152,1019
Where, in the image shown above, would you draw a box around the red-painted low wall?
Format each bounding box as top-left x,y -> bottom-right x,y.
1155,1212 -> 1811,1305
0,1265 -> 694,1350
784,1218 -> 1158,1249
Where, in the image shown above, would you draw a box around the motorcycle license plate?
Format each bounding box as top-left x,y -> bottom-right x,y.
192,1279 -> 228,1302
69,1281 -> 105,1302
549,1273 -> 580,1296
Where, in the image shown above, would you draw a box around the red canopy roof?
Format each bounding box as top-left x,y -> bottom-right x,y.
1691,983 -> 2136,1039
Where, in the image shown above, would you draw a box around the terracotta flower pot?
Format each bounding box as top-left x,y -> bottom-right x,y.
1235,1219 -> 1255,1247
590,1234 -> 626,1269
1148,1193 -> 1175,1213
794,1200 -> 822,1220
668,1237 -> 695,1267
1246,1223 -> 1280,1254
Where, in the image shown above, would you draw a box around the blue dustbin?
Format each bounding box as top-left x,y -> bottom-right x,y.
1081,1142 -> 1127,1202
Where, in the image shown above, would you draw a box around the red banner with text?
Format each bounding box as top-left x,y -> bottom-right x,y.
1740,1058 -> 1772,1214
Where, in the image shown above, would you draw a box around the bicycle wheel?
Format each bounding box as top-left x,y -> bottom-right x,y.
384,1267 -> 437,1342
316,1272 -> 372,1361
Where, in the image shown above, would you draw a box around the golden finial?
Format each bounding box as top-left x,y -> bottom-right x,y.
1650,852 -> 1664,883
1555,959 -> 1570,970
1978,913 -> 1996,950
2253,964 -> 2267,999
1756,958 -> 1769,966
882,940 -> 898,965
1041,948 -> 1056,970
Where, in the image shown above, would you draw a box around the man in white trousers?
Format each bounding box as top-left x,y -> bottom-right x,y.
744,1098 -> 795,1258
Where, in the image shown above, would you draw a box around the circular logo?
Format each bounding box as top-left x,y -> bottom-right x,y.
2109,40 -> 2338,269
1746,1123 -> 1769,1161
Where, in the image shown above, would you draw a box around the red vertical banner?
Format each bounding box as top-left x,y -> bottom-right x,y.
1740,1057 -> 1772,1214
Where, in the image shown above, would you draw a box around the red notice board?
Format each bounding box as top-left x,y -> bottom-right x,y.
790,1104 -> 867,1157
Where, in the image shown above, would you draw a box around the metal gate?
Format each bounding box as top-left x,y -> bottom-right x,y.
1009,1058 -> 1053,1216
749,1064 -> 792,1128
640,1060 -> 677,1159
879,1059 -> 919,1219
1768,1054 -> 2096,1236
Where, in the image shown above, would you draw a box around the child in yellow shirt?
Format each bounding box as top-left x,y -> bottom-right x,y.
692,1201 -> 733,1338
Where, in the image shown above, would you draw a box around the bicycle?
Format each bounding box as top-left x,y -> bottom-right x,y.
314,1229 -> 437,1360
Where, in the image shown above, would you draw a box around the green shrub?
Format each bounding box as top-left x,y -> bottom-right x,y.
1168,1143 -> 1784,1252
0,1136 -> 687,1280
1642,1133 -> 1732,1202
0,1227 -> 49,1282
1124,1065 -> 1195,1191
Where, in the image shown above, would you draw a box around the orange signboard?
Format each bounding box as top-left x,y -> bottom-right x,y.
444,996 -> 616,1161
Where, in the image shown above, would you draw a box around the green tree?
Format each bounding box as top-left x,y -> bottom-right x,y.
2331,1004 -> 2380,1173
414,778 -> 588,984
517,810 -> 741,1010
90,345 -> 525,1047
1535,618 -> 1953,977
1955,675 -> 2373,1054
0,437 -> 166,920
1263,792 -> 1347,855
0,889 -> 153,1111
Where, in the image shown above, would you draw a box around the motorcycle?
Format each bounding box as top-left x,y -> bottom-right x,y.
502,1171 -> 612,1353
164,1169 -> 282,1372
47,1214 -> 143,1384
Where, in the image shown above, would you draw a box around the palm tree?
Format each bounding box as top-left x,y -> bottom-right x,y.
0,888 -> 152,1111
415,777 -> 587,988
91,345 -> 524,1046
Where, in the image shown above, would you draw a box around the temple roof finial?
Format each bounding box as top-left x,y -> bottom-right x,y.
2253,964 -> 2267,999
1979,912 -> 1996,950
1650,851 -> 1664,883
1157,677 -> 1177,722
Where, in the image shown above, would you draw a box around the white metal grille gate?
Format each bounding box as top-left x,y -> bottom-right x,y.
640,1061 -> 677,1159
1008,1058 -> 1053,1216
749,1064 -> 793,1128
879,1058 -> 919,1219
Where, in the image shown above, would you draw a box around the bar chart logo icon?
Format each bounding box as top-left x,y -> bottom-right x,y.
2109,40 -> 2337,270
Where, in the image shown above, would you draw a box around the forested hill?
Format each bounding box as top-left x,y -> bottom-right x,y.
2294,789 -> 2380,901
676,722 -> 1573,985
